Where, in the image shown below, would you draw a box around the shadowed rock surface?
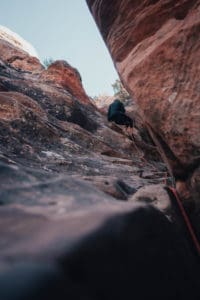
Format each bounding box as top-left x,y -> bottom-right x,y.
0,24 -> 199,299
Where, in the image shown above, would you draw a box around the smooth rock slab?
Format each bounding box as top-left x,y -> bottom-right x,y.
0,202 -> 199,300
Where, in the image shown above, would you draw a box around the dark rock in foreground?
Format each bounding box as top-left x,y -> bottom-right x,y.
0,202 -> 199,300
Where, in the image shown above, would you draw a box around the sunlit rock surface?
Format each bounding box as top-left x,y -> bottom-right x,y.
0,25 -> 42,73
0,25 -> 38,57
40,60 -> 91,104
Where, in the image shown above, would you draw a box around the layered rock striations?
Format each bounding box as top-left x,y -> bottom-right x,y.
0,25 -> 39,57
86,0 -> 200,209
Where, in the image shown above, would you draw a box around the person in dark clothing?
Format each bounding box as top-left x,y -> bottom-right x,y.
107,99 -> 133,128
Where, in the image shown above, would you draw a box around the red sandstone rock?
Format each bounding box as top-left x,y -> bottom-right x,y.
86,0 -> 200,207
0,91 -> 46,121
0,25 -> 38,57
0,38 -> 43,72
40,60 -> 91,105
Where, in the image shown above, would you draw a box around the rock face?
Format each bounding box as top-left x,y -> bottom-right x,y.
0,25 -> 42,73
0,25 -> 38,57
86,0 -> 200,209
40,60 -> 90,104
0,26 -> 199,299
0,38 -> 43,73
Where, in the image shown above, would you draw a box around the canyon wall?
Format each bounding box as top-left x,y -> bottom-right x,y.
86,0 -> 200,207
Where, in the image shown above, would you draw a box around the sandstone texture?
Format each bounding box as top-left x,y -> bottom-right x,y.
0,25 -> 38,57
0,38 -> 43,73
0,25 -> 199,298
40,60 -> 91,104
86,0 -> 200,209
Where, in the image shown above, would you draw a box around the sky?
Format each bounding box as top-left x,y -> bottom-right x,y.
0,0 -> 118,97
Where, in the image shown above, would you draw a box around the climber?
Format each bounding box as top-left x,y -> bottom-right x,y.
107,99 -> 133,129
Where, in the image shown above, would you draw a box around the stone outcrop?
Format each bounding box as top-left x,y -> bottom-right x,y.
86,0 -> 200,210
0,38 -> 43,72
0,25 -> 199,298
40,60 -> 90,104
0,25 -> 38,57
0,25 -> 42,73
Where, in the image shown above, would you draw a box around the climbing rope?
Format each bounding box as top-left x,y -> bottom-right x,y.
168,186 -> 200,256
122,123 -> 200,255
125,128 -> 162,172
